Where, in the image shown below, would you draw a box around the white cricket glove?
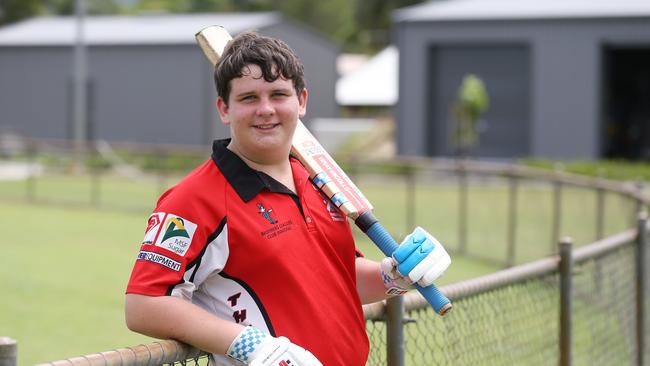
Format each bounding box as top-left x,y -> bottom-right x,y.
381,227 -> 451,295
227,326 -> 322,366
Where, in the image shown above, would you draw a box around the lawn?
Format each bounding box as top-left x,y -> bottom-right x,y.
0,201 -> 153,365
0,170 -> 637,364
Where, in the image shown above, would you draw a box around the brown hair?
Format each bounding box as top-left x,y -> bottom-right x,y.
214,32 -> 305,104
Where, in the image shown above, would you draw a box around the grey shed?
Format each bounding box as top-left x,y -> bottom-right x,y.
0,13 -> 338,146
394,0 -> 650,160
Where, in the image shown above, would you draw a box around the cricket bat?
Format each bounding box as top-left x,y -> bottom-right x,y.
195,26 -> 451,315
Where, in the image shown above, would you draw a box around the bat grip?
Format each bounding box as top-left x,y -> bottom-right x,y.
364,221 -> 452,316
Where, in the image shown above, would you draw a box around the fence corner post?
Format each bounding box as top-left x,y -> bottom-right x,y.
636,211 -> 647,366
386,296 -> 405,366
0,337 -> 17,366
559,237 -> 573,366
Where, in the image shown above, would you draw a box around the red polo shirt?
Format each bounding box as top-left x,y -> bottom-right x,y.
126,139 -> 369,366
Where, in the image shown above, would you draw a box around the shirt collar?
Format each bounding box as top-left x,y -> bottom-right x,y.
211,139 -> 297,202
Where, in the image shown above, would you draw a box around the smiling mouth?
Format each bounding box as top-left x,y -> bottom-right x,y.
254,123 -> 280,130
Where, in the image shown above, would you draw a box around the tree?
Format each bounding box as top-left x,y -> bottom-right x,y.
452,74 -> 490,158
353,0 -> 422,52
45,0 -> 122,15
0,0 -> 44,25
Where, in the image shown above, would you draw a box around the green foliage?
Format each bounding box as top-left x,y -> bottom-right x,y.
130,0 -> 428,52
353,0 -> 423,52
458,74 -> 489,119
453,74 -> 490,154
339,159 -> 419,176
0,0 -> 44,25
119,149 -> 206,173
85,154 -> 113,171
522,158 -> 650,182
44,0 -> 122,15
1,0 -> 429,52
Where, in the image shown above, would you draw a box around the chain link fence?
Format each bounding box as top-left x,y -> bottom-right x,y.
2,141 -> 649,365
31,223 -> 647,366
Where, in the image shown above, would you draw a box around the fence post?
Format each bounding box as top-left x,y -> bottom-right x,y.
386,296 -> 405,366
636,211 -> 647,366
559,237 -> 573,366
406,164 -> 416,232
157,148 -> 167,195
506,168 -> 519,267
593,174 -> 605,298
634,181 -> 645,227
595,172 -> 605,241
0,337 -> 17,366
26,141 -> 36,202
90,147 -> 101,207
551,167 -> 564,253
458,160 -> 468,254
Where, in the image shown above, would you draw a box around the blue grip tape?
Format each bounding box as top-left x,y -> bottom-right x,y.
366,222 -> 451,315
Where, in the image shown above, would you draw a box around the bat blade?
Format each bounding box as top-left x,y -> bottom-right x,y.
195,26 -> 451,315
291,122 -> 372,218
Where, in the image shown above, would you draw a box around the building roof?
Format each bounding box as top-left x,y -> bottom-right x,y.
336,46 -> 397,106
0,12 -> 280,46
395,0 -> 650,22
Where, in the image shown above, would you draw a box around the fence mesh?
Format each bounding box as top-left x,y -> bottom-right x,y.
365,318 -> 388,366
400,274 -> 560,366
10,150 -> 648,366
572,245 -> 637,365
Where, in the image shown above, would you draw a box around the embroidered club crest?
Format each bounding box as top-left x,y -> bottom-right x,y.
257,203 -> 278,224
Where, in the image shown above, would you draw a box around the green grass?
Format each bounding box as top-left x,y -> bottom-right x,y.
523,158 -> 650,182
0,171 -> 638,364
0,202 -> 153,365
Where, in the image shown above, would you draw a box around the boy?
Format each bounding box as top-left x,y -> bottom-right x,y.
125,31 -> 450,366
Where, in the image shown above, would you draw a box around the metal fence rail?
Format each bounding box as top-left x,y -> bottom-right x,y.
32,221 -> 646,366
1,141 -> 648,365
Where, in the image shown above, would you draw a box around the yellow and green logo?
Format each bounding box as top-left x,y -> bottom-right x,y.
162,217 -> 190,242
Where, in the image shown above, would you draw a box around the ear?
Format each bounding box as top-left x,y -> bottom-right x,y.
216,96 -> 230,125
298,88 -> 308,118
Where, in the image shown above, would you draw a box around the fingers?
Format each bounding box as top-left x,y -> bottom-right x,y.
392,228 -> 426,263
295,348 -> 323,366
254,338 -> 322,366
416,252 -> 451,287
396,239 -> 434,276
393,227 -> 451,287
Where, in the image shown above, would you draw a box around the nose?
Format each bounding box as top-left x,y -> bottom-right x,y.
256,97 -> 275,117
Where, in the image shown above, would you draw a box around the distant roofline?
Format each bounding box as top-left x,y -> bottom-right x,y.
0,12 -> 281,46
394,0 -> 650,23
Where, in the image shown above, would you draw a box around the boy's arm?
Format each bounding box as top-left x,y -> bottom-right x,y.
355,257 -> 392,304
125,293 -> 242,355
125,294 -> 323,365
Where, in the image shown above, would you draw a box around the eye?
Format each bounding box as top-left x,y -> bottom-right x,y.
239,95 -> 256,102
272,91 -> 289,98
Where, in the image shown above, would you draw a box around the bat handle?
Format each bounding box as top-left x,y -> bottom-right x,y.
364,221 -> 452,316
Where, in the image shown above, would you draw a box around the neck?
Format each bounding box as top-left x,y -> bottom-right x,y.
227,144 -> 296,193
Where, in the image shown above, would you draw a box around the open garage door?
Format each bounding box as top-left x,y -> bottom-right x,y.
601,46 -> 650,160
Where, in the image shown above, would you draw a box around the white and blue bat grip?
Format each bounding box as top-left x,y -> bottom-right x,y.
360,216 -> 452,315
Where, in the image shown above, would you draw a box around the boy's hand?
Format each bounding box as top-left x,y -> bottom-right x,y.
381,227 -> 451,295
228,326 -> 322,366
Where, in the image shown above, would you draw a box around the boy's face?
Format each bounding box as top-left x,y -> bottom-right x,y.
216,64 -> 307,163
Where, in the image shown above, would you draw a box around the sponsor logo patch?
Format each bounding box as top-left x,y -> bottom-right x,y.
137,250 -> 181,271
142,213 -> 164,245
154,214 -> 197,256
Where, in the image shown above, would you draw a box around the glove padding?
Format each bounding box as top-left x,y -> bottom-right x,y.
227,326 -> 322,366
381,227 -> 451,294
